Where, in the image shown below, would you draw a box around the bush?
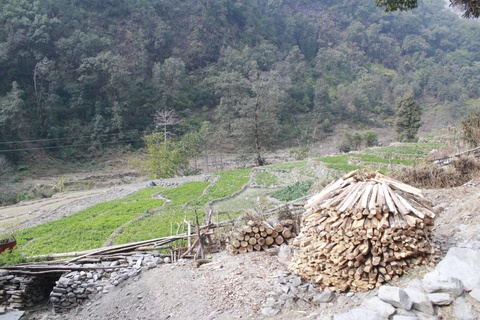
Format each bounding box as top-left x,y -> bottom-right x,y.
363,130 -> 378,147
462,111 -> 480,147
290,147 -> 311,160
271,181 -> 312,201
339,141 -> 351,153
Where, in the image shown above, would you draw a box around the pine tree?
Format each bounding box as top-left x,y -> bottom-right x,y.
394,93 -> 422,142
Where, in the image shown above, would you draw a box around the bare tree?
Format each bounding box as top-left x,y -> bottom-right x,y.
153,109 -> 181,144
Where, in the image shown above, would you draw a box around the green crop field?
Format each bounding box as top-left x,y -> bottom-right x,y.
17,186 -> 167,255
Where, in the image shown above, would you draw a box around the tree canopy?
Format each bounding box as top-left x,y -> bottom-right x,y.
375,0 -> 480,18
1,0 -> 480,164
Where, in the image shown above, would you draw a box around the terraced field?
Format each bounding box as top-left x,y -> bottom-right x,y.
4,142 -> 438,259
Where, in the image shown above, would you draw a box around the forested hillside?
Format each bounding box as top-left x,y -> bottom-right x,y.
1,0 -> 480,164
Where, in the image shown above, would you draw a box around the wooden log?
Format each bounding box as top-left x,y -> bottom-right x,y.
247,245 -> 254,252
275,236 -> 285,245
231,239 -> 241,248
248,237 -> 257,245
281,219 -> 295,226
240,241 -> 248,247
254,244 -> 262,251
282,229 -> 292,239
239,247 -> 247,254
257,238 -> 266,246
265,236 -> 274,246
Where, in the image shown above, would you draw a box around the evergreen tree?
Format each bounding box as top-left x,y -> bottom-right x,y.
394,93 -> 422,142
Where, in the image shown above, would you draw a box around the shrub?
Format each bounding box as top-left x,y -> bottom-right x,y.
462,111 -> 480,147
290,147 -> 311,160
271,181 -> 312,201
363,130 -> 378,147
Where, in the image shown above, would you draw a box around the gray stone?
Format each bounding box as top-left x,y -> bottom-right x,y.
453,297 -> 474,320
407,279 -> 424,291
261,307 -> 279,316
392,316 -> 418,320
405,288 -> 434,315
333,308 -> 384,320
436,255 -> 480,291
427,293 -> 453,306
0,311 -> 24,320
278,244 -> 293,266
379,286 -> 413,310
458,241 -> 480,250
422,270 -> 464,297
361,296 -> 396,318
264,297 -> 276,307
469,288 -> 480,301
0,307 -> 5,314
289,276 -> 302,287
313,289 -> 335,304
412,310 -> 438,320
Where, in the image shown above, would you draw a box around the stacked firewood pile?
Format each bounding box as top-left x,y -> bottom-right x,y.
228,219 -> 296,254
289,169 -> 435,292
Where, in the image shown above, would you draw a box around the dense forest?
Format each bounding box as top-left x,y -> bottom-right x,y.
1,0 -> 480,165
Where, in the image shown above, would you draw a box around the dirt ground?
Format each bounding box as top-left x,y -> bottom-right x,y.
1,165 -> 479,320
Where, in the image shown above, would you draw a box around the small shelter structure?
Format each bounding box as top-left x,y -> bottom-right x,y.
289,169 -> 435,292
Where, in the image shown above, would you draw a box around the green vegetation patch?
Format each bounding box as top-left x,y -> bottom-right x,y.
316,156 -> 349,164
161,181 -> 211,206
190,169 -> 251,207
264,161 -> 308,170
364,147 -> 428,155
326,164 -> 364,171
255,171 -> 280,186
112,207 -> 204,245
271,181 -> 312,202
16,187 -> 166,256
351,155 -> 414,165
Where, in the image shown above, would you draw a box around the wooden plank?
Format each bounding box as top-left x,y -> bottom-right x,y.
359,183 -> 373,209
382,183 -> 397,214
368,184 -> 378,211
305,178 -> 344,209
376,173 -> 423,198
386,185 -> 410,216
333,184 -> 359,211
339,182 -> 365,212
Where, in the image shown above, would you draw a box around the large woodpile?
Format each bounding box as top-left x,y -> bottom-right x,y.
289,169 -> 435,292
228,219 -> 296,254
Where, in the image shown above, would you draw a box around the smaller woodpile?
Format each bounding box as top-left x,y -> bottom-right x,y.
289,169 -> 435,292
228,219 -> 296,254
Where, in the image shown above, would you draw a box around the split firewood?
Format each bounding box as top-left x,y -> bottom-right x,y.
289,169 -> 434,293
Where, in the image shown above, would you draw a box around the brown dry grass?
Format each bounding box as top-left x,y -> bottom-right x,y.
397,155 -> 480,188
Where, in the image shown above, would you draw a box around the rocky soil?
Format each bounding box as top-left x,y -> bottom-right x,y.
0,174 -> 478,320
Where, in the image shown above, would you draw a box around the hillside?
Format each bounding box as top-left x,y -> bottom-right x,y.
1,0 -> 480,168
2,147 -> 478,320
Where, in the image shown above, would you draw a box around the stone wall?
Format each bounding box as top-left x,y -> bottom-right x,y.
0,251 -> 170,313
0,270 -> 60,309
50,252 -> 169,313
